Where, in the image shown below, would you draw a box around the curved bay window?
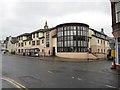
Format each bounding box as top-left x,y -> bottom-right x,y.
57,23 -> 89,52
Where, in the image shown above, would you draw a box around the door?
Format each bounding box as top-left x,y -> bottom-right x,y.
53,47 -> 55,56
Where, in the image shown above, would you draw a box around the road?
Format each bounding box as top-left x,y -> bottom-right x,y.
1,54 -> 120,89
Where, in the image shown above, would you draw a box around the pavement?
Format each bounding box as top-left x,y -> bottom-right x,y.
8,53 -> 106,62
1,53 -> 120,89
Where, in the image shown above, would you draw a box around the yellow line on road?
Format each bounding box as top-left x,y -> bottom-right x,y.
1,76 -> 28,90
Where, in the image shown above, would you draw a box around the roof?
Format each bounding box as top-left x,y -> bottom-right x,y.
31,29 -> 44,34
52,34 -> 57,38
43,27 -> 56,32
31,27 -> 56,34
17,33 -> 30,37
90,28 -> 107,36
4,37 -> 9,44
56,22 -> 89,28
11,37 -> 17,44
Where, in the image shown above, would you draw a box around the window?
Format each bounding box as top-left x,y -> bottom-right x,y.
32,41 -> 35,45
101,49 -> 102,53
98,49 -> 99,53
18,49 -> 20,53
37,40 -> 40,45
21,43 -> 23,47
25,42 -> 26,45
36,33 -> 39,38
57,25 -> 88,52
118,37 -> 120,42
19,43 -> 20,47
29,41 -> 31,45
46,32 -> 50,47
42,39 -> 44,43
21,49 -> 23,53
33,34 -> 35,38
101,40 -> 102,44
98,39 -> 99,44
115,2 -> 120,23
64,27 -> 66,30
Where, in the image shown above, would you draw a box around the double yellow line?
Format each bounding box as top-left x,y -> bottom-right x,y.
1,76 -> 28,90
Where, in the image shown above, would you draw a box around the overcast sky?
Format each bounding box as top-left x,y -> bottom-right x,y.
0,0 -> 113,40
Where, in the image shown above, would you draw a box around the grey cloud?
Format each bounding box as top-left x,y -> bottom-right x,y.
1,1 -> 113,39
14,2 -> 110,18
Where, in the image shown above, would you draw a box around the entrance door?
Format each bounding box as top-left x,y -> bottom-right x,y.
53,47 -> 55,56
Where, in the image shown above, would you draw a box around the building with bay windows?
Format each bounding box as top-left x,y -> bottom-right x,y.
111,0 -> 120,69
15,22 -> 110,59
56,23 -> 90,59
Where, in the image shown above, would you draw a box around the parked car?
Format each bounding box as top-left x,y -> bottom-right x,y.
24,48 -> 40,57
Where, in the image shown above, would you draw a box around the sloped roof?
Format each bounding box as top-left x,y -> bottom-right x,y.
31,29 -> 44,34
17,33 -> 30,37
11,37 -> 17,44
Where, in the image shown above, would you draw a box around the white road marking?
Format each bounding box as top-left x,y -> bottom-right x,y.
105,85 -> 117,88
72,77 -> 75,79
77,78 -> 82,80
1,76 -> 28,90
48,71 -> 53,74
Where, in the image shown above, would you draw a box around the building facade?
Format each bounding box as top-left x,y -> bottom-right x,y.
17,33 -> 31,54
89,28 -> 110,58
3,36 -> 17,53
111,0 -> 120,69
15,22 -> 110,60
56,23 -> 90,59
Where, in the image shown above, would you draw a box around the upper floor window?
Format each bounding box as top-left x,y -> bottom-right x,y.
98,49 -> 99,53
37,40 -> 40,45
104,41 -> 105,44
25,42 -> 26,45
21,42 -> 23,47
118,37 -> 120,42
98,39 -> 99,44
42,39 -> 44,44
36,33 -> 39,38
18,43 -> 20,47
46,32 -> 50,47
32,41 -> 35,45
33,34 -> 35,38
29,41 -> 31,45
20,37 -> 23,40
115,2 -> 120,23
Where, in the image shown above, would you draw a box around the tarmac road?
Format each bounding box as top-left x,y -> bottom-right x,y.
1,54 -> 120,89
